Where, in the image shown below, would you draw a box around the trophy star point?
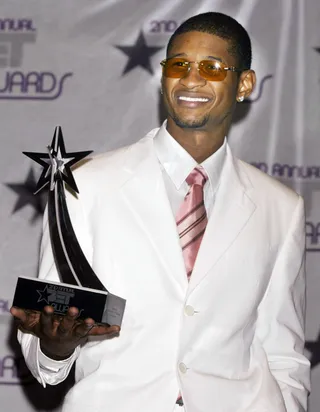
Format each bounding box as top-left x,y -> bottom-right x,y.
24,127 -> 93,194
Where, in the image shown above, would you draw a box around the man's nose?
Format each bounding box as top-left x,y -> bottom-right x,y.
179,63 -> 206,88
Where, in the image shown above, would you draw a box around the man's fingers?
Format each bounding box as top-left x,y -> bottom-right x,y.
11,306 -> 120,342
10,307 -> 40,333
57,308 -> 79,336
88,325 -> 120,337
39,306 -> 55,334
10,307 -> 28,323
73,318 -> 95,338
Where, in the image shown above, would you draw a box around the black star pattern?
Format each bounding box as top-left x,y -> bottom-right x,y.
36,285 -> 50,305
5,167 -> 46,223
306,331 -> 320,369
115,31 -> 163,75
23,126 -> 92,194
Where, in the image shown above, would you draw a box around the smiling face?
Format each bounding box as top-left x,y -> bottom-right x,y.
162,31 -> 251,134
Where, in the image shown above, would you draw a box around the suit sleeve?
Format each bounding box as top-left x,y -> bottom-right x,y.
18,187 -> 94,387
255,195 -> 311,411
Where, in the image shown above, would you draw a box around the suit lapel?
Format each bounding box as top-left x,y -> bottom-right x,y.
119,134 -> 188,297
188,146 -> 256,296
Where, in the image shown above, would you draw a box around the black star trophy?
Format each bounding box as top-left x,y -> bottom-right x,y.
12,127 -> 126,327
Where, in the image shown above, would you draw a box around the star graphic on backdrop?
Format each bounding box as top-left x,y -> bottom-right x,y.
23,126 -> 92,194
314,47 -> 320,54
36,285 -> 50,305
115,31 -> 163,75
306,331 -> 320,369
5,167 -> 46,223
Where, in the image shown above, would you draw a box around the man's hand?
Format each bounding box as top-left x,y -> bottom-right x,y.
10,306 -> 120,360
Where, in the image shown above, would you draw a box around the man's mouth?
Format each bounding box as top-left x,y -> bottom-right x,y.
178,96 -> 210,103
175,94 -> 212,108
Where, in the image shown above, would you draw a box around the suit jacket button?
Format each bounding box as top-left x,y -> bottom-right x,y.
179,363 -> 188,374
184,305 -> 195,316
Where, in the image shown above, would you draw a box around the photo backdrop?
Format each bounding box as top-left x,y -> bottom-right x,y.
0,0 -> 319,410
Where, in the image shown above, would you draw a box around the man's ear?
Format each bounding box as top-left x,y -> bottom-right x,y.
236,70 -> 256,101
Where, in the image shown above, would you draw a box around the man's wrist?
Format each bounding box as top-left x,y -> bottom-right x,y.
39,342 -> 75,361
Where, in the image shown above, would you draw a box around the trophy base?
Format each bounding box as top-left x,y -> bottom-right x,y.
13,276 -> 126,327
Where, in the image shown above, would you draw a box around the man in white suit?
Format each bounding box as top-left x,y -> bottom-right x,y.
11,12 -> 310,412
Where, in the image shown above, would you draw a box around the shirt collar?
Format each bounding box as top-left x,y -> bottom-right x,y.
154,121 -> 227,190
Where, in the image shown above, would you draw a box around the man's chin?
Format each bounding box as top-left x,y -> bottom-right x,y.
172,115 -> 209,129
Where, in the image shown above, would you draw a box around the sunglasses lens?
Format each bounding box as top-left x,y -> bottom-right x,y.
162,58 -> 189,78
162,58 -> 228,81
199,60 -> 226,81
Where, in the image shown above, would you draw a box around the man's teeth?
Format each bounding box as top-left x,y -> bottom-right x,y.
178,96 -> 209,102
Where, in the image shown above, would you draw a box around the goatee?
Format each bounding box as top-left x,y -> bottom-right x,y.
171,113 -> 209,129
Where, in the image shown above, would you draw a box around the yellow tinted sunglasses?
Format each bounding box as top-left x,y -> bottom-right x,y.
160,57 -> 245,81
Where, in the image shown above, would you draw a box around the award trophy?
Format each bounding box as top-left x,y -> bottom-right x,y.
12,127 -> 126,327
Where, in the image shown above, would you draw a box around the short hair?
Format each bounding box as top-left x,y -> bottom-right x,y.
166,12 -> 252,70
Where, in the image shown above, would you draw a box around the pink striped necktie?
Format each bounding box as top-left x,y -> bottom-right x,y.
176,166 -> 208,280
175,167 -> 208,407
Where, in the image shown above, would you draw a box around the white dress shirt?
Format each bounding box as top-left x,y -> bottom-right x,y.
154,122 -> 227,218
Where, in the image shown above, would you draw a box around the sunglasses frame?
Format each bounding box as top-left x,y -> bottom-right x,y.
160,58 -> 246,81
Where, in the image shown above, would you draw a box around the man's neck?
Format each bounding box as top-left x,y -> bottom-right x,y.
166,119 -> 226,163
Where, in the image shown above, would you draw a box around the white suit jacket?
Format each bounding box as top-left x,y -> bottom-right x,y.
19,127 -> 310,412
